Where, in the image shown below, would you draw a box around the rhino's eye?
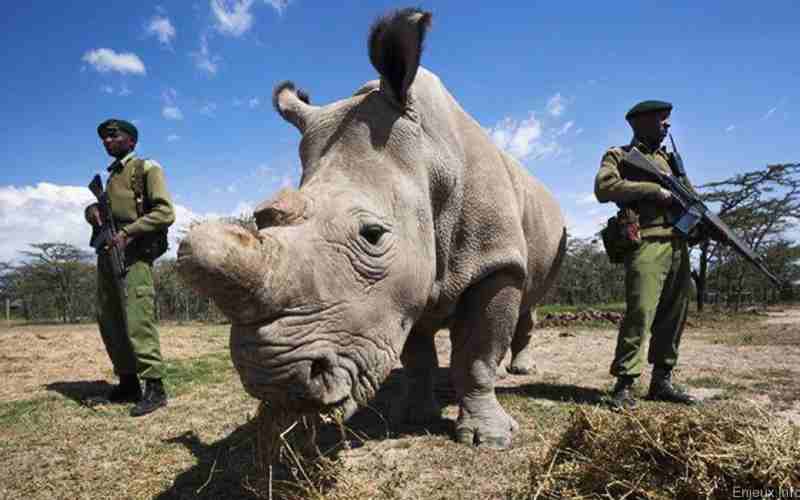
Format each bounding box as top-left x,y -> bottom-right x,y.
359,224 -> 387,245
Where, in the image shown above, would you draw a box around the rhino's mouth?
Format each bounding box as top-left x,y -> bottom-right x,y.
230,314 -> 378,417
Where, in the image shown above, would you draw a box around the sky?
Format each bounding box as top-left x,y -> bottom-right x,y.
1,1 -> 798,263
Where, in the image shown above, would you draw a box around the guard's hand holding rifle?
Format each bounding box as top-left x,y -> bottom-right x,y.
653,187 -> 673,207
87,175 -> 129,285
85,204 -> 102,227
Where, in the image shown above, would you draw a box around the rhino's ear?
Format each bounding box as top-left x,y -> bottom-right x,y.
368,8 -> 432,107
273,81 -> 317,133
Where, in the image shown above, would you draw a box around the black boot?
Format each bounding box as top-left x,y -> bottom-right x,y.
130,378 -> 168,417
606,376 -> 637,411
106,374 -> 142,403
647,366 -> 696,405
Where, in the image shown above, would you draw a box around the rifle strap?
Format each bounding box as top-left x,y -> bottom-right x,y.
131,159 -> 147,218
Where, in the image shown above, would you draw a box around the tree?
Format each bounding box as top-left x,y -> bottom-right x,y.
694,163 -> 800,310
550,235 -> 625,306
17,243 -> 94,322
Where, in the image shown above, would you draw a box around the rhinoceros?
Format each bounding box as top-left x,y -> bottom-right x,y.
178,7 -> 566,449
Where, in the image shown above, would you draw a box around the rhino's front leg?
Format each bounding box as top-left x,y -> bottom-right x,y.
399,326 -> 441,424
450,272 -> 521,449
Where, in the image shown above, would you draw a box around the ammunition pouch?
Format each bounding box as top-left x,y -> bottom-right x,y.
600,208 -> 641,263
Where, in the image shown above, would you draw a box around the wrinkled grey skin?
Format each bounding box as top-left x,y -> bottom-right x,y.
178,8 -> 566,449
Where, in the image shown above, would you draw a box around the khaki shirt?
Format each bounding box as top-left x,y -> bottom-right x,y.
87,152 -> 176,237
595,139 -> 695,239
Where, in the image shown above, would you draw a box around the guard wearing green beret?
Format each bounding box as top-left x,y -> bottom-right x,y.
85,118 -> 175,416
594,100 -> 698,410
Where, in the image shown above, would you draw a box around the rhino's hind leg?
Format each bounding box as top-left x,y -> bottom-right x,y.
508,309 -> 536,375
399,326 -> 441,424
450,272 -> 521,449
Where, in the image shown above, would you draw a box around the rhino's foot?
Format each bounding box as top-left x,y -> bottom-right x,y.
455,397 -> 519,449
508,352 -> 536,375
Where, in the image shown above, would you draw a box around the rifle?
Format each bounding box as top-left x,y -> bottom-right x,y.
621,145 -> 782,287
88,175 -> 137,362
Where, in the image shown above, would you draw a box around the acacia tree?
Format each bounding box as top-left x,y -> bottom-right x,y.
694,163 -> 800,310
17,243 -> 94,322
549,236 -> 625,306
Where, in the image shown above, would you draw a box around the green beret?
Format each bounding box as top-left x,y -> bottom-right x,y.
97,119 -> 138,142
625,100 -> 673,120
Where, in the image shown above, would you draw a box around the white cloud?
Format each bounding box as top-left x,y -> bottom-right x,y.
163,106 -> 183,120
556,121 -> 574,136
0,183 -> 96,262
210,0 -> 292,37
211,0 -> 254,36
563,206 -> 615,240
575,192 -> 597,205
546,93 -> 566,117
232,201 -> 254,217
82,48 -> 146,75
191,36 -> 220,75
762,107 -> 777,120
488,114 -> 559,161
265,0 -> 292,15
725,125 -> 736,133
0,182 -> 220,262
166,134 -> 180,142
161,89 -> 183,120
248,97 -> 260,108
146,15 -> 176,46
100,84 -> 132,97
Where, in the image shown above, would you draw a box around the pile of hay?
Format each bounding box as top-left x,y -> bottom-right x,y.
528,403 -> 800,499
252,402 -> 346,499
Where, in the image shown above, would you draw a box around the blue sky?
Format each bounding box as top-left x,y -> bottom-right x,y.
1,1 -> 798,262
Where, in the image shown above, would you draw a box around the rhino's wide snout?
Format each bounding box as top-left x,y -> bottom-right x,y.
233,339 -> 354,411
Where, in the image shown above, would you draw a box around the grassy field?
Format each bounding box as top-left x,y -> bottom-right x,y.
1,307 -> 799,499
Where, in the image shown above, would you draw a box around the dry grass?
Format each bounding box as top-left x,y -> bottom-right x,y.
523,403 -> 800,499
0,321 -> 229,401
1,307 -> 799,499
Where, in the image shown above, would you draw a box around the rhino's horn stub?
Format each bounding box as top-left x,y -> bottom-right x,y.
273,80 -> 316,133
368,8 -> 432,106
255,188 -> 311,229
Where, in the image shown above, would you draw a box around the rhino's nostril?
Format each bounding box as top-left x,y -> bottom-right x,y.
310,357 -> 331,380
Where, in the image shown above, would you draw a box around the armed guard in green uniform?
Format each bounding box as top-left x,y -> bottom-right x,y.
85,119 -> 175,416
595,101 -> 698,410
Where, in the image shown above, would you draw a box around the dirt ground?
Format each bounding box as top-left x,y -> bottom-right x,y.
0,322 -> 225,402
1,306 -> 798,499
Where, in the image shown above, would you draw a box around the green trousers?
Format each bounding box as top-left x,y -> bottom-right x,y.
610,239 -> 691,378
96,257 -> 164,379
